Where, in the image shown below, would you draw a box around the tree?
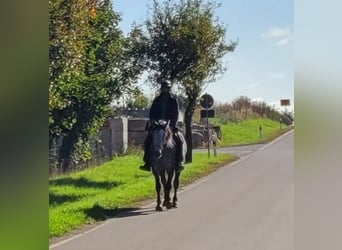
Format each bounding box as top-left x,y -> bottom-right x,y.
142,0 -> 237,162
232,96 -> 252,119
49,0 -> 145,171
126,88 -> 149,109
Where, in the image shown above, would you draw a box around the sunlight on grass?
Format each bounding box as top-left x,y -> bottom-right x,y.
219,119 -> 292,146
49,153 -> 236,238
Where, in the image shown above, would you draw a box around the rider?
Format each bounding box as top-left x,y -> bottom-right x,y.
139,79 -> 184,173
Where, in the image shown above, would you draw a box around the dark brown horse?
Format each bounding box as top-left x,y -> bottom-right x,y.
149,120 -> 186,211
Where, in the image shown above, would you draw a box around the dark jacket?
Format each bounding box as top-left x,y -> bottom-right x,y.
149,93 -> 179,128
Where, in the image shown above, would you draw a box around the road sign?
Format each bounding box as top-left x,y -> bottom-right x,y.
200,94 -> 214,109
280,99 -> 290,106
200,109 -> 215,118
199,94 -> 215,159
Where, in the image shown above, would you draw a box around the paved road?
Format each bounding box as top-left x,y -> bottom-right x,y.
194,143 -> 266,158
51,131 -> 293,250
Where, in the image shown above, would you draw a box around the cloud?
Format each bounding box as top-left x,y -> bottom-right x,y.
269,73 -> 285,78
262,26 -> 294,47
275,36 -> 294,46
251,97 -> 265,103
269,100 -> 294,113
236,82 -> 260,91
262,27 -> 291,37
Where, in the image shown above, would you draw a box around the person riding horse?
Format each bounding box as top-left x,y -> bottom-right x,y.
139,79 -> 184,173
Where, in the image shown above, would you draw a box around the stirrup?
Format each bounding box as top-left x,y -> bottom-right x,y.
139,164 -> 151,171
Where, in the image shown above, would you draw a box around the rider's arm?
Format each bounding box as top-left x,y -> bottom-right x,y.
169,97 -> 179,128
149,97 -> 158,122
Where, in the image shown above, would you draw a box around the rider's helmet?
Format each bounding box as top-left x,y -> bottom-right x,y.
161,79 -> 172,88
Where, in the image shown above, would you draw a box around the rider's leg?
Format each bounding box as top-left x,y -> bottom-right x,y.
139,133 -> 152,171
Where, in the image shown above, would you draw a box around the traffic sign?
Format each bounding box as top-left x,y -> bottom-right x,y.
280,99 -> 290,106
200,94 -> 214,109
200,109 -> 215,118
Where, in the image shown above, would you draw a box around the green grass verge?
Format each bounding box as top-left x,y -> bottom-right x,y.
49,152 -> 237,238
218,119 -> 293,146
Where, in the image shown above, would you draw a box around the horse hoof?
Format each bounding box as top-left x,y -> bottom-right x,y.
162,201 -> 166,207
156,206 -> 163,211
172,203 -> 177,208
166,203 -> 173,209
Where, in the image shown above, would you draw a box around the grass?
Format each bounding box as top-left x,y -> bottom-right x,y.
49,152 -> 237,238
217,119 -> 293,146
49,118 -> 293,239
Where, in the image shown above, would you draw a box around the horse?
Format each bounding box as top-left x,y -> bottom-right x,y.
149,120 -> 186,211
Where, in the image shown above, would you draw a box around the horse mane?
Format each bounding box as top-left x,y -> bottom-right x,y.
164,126 -> 175,148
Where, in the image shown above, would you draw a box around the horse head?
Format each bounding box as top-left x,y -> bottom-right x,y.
151,119 -> 174,159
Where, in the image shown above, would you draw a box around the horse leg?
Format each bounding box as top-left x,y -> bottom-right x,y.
164,170 -> 174,209
160,173 -> 168,206
159,172 -> 170,209
154,174 -> 162,211
172,170 -> 181,208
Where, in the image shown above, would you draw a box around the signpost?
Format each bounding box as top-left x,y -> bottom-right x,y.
280,99 -> 290,106
200,94 -> 214,158
200,109 -> 215,118
280,99 -> 290,113
280,99 -> 290,129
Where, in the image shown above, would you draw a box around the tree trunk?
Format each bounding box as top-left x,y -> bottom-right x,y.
58,127 -> 79,173
184,99 -> 196,163
184,116 -> 192,163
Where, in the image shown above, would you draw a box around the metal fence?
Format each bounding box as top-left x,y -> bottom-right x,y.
49,118 -> 216,176
49,126 -> 113,176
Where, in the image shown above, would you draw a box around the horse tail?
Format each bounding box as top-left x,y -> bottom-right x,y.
177,131 -> 187,162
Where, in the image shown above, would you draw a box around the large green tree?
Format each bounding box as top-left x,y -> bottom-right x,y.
49,0 -> 145,171
143,0 -> 237,162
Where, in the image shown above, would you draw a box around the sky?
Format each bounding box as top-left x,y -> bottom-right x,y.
112,0 -> 294,113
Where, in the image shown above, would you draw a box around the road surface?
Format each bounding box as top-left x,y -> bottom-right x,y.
51,130 -> 293,250
194,143 -> 266,158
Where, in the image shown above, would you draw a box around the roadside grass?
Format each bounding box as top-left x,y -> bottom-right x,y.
49,152 -> 237,238
49,118 -> 293,239
218,119 -> 293,146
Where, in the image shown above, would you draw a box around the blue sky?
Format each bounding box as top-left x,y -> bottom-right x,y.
112,0 -> 294,113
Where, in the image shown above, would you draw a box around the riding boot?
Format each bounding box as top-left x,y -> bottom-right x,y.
139,135 -> 152,172
139,151 -> 151,171
139,163 -> 151,172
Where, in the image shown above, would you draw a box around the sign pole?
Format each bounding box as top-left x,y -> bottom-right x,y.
200,93 -> 214,159
206,94 -> 210,159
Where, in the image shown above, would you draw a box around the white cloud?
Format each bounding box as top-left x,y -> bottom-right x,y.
236,82 -> 260,91
262,26 -> 291,37
262,26 -> 294,47
251,97 -> 265,103
269,100 -> 294,113
275,36 -> 294,46
269,73 -> 285,78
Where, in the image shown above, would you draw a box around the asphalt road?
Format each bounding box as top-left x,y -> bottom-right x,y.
51,130 -> 293,250
194,143 -> 266,158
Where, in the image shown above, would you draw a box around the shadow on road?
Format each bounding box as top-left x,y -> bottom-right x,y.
84,204 -> 155,221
